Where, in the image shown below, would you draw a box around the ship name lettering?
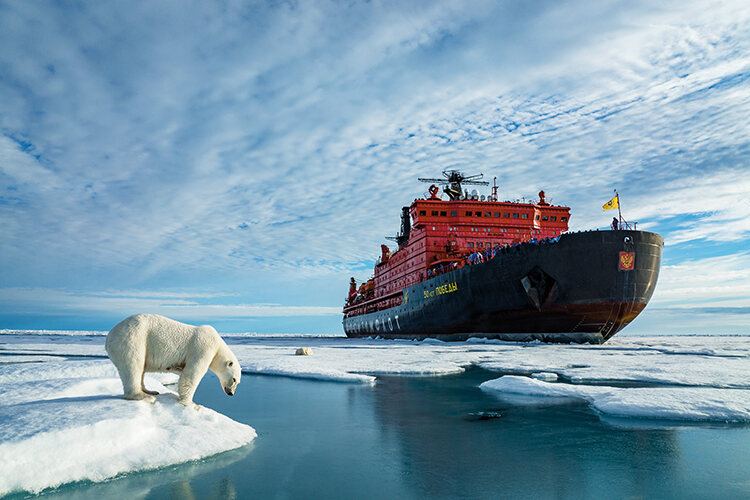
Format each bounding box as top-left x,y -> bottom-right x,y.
436,282 -> 458,295
424,282 -> 458,300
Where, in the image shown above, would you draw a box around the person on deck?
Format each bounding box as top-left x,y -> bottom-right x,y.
612,217 -> 619,230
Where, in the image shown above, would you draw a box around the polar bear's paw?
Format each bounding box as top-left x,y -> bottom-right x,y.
178,398 -> 202,410
125,392 -> 157,403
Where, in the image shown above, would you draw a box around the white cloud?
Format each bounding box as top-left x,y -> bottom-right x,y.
650,252 -> 750,307
0,288 -> 340,319
0,1 -> 748,329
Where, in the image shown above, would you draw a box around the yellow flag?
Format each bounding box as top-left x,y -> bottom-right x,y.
602,195 -> 619,211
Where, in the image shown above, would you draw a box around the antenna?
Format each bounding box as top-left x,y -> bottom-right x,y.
418,170 -> 489,200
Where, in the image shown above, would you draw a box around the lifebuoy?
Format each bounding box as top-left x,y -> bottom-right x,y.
428,184 -> 439,198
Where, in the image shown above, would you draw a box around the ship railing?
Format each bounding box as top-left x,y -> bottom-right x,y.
463,237 -> 562,267
342,289 -> 405,314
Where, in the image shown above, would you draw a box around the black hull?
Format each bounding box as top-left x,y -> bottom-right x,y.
343,230 -> 663,344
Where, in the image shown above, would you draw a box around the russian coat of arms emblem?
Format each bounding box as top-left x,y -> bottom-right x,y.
619,251 -> 635,271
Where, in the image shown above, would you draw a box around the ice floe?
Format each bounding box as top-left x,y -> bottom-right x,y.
0,332 -> 749,493
0,360 -> 255,496
480,375 -> 750,422
2,334 -> 749,388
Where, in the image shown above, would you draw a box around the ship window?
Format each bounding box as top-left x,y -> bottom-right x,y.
513,213 -> 519,218
542,216 -> 548,221
484,212 -> 491,217
551,216 -> 557,221
521,213 -> 528,219
535,215 -> 540,220
450,211 -> 457,216
465,211 -> 472,216
475,211 -> 482,217
468,242 -> 474,248
431,211 -> 438,216
494,212 -> 501,217
432,226 -> 435,230
477,242 -> 483,248
420,210 -> 426,216
561,217 -> 567,221
440,211 -> 447,216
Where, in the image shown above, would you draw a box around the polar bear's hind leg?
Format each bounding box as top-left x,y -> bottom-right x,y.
116,352 -> 156,403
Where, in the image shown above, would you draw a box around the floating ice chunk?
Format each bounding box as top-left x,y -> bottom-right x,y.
531,372 -> 558,381
0,365 -> 255,496
480,376 -> 750,422
0,379 -> 256,495
231,343 -> 468,382
2,334 -> 749,388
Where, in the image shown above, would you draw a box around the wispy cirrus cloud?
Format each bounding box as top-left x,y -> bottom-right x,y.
0,288 -> 340,319
1,1 -> 748,331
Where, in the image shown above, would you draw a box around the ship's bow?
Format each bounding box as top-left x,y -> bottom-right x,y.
556,229 -> 663,341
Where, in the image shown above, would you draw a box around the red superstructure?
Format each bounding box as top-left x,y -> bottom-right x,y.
344,173 -> 570,317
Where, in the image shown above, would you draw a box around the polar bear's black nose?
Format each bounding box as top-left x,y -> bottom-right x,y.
225,387 -> 234,396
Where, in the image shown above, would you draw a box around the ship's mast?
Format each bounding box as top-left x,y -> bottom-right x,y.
418,170 -> 489,200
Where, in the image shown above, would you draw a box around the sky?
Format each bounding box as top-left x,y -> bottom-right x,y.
0,0 -> 748,334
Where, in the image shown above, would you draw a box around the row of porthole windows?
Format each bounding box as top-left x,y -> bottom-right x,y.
536,215 -> 567,221
420,210 -> 457,217
448,227 -> 513,233
419,210 -> 567,222
468,242 -> 505,248
348,314 -> 401,333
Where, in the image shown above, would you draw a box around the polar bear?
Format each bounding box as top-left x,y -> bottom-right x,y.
105,314 -> 241,406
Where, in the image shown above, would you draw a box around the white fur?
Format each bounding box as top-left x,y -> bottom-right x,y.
105,314 -> 241,407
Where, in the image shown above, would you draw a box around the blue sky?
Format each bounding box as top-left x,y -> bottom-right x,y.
1,0 -> 748,334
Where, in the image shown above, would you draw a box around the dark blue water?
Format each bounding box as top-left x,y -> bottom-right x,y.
20,369 -> 750,499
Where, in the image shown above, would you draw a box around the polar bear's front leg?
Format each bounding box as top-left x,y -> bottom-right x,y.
177,356 -> 211,407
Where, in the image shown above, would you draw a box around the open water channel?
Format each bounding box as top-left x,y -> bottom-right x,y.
13,368 -> 750,499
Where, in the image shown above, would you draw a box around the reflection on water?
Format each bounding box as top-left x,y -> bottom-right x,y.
18,368 -> 750,499
371,370 -> 681,499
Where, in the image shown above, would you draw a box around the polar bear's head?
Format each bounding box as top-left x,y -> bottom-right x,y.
212,347 -> 242,396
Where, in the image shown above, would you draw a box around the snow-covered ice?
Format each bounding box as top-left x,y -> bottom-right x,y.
1,332 -> 749,494
2,333 -> 749,388
0,360 -> 256,496
480,375 -> 750,422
